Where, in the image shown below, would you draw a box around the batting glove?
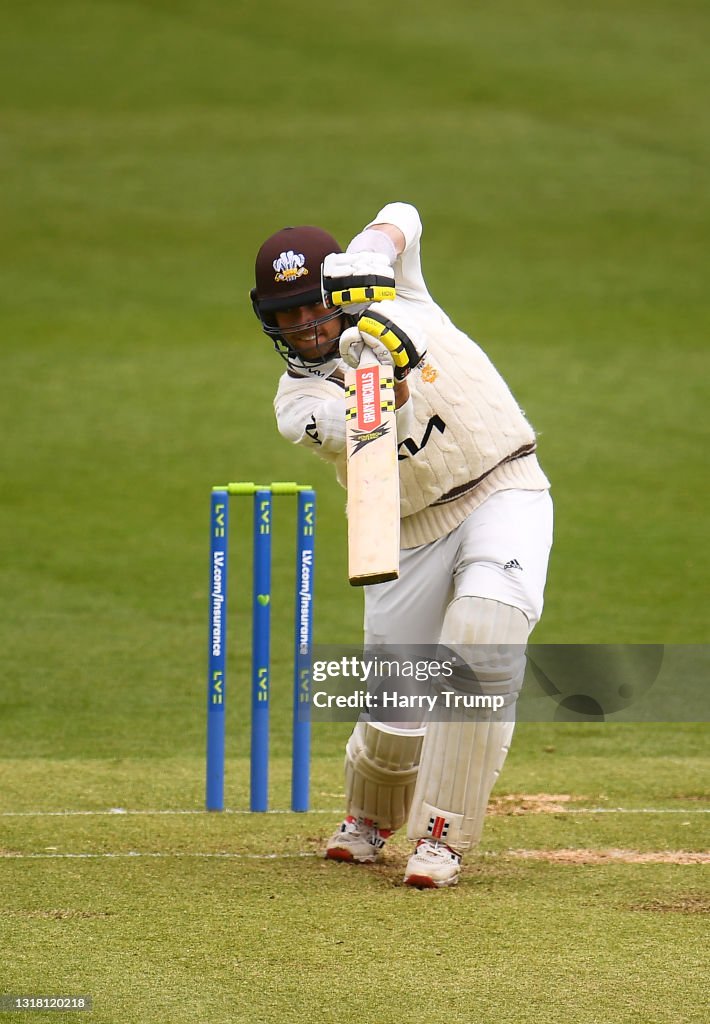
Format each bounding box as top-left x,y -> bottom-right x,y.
339,324 -> 394,370
321,250 -> 396,311
340,311 -> 426,380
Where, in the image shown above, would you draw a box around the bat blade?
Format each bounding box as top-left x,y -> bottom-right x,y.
345,349 -> 400,586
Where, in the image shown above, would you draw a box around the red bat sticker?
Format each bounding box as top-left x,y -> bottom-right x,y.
355,367 -> 381,430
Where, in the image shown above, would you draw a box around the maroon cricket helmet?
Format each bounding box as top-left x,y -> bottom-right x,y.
253,225 -> 342,313
251,224 -> 347,365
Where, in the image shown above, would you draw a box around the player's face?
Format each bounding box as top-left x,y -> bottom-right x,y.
274,302 -> 343,362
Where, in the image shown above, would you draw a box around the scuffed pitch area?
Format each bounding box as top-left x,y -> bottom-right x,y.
501,848 -> 710,865
489,793 -> 579,814
627,895 -> 710,914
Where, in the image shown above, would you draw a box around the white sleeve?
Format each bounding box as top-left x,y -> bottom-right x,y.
364,202 -> 431,304
395,396 -> 416,439
275,368 -> 417,456
274,380 -> 346,454
366,202 -> 422,251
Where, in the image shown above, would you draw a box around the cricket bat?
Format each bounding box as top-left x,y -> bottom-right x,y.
344,348 -> 400,586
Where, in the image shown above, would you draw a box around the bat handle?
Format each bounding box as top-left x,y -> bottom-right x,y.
357,346 -> 384,369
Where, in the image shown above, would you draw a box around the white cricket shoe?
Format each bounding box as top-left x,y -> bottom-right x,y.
403,839 -> 462,888
325,816 -> 392,864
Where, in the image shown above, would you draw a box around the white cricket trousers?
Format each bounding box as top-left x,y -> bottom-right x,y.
363,488 -> 554,646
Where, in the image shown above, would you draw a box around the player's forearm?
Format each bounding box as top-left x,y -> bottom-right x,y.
346,206 -> 415,262
366,223 -> 406,258
394,378 -> 410,408
365,202 -> 422,253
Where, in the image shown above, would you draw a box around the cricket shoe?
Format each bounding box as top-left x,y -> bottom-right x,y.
403,839 -> 462,888
324,816 -> 392,864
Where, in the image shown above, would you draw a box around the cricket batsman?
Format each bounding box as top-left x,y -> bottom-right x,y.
250,202 -> 553,888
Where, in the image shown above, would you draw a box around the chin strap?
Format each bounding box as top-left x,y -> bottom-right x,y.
287,354 -> 343,380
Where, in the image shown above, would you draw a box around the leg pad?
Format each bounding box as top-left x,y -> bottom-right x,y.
407,597 -> 529,850
345,721 -> 424,832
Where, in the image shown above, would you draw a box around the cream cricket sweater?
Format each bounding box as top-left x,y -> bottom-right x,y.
273,203 -> 550,549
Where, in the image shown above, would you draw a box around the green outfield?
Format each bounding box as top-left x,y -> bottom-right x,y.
1,2 -> 708,1022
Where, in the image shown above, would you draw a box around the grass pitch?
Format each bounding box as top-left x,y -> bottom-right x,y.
2,736 -> 708,1024
1,1 -> 708,1022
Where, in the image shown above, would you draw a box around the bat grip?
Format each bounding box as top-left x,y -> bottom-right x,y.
357,346 -> 385,369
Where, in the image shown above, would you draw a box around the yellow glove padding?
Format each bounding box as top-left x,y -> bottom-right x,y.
356,311 -> 425,380
329,283 -> 396,307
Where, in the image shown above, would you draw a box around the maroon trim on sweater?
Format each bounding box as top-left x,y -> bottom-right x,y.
431,444 -> 537,506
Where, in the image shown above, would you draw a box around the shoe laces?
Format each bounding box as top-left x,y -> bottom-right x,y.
342,816 -> 392,845
416,838 -> 461,863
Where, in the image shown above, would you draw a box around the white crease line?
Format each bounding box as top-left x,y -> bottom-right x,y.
0,851 -> 317,861
0,808 -> 342,818
1,848 -> 707,863
0,807 -> 707,818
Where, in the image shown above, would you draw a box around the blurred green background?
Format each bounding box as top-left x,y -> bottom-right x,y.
1,0 -> 708,754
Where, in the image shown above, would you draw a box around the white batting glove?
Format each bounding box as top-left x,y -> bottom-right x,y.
321,250 -> 396,311
339,324 -> 395,370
